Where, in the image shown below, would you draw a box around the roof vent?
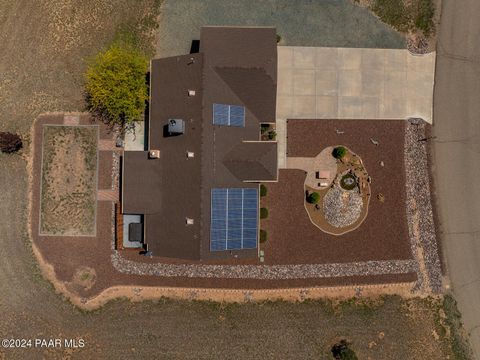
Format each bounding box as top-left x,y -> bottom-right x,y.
188,90 -> 196,97
186,218 -> 194,225
186,151 -> 195,158
168,119 -> 185,135
149,150 -> 160,159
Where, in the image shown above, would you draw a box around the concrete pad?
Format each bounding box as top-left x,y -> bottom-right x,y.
277,46 -> 436,123
315,70 -> 337,96
316,47 -> 338,69
338,48 -> 362,69
384,50 -> 407,70
293,69 -> 316,95
277,68 -> 293,95
276,95 -> 293,119
293,96 -> 316,118
316,96 -> 337,118
361,97 -> 380,118
361,70 -> 384,97
293,47 -> 316,68
338,70 -> 362,97
338,97 -> 363,118
277,47 -> 293,68
276,118 -> 287,168
361,48 -> 385,70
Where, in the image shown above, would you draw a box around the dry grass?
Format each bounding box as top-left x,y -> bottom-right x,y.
40,125 -> 98,235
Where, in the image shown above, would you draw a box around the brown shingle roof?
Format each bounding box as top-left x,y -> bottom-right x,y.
122,26 -> 278,260
222,142 -> 278,182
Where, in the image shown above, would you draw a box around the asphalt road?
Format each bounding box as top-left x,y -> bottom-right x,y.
433,0 -> 480,358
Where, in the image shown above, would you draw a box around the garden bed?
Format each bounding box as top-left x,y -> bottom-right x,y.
39,125 -> 98,236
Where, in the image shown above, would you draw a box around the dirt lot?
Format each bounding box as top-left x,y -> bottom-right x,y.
0,1 -> 471,359
40,125 -> 98,235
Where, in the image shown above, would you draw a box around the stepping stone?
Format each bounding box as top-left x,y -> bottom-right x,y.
98,189 -> 119,202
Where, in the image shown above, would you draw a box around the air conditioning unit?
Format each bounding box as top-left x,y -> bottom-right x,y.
186,218 -> 194,225
168,119 -> 185,135
188,90 -> 196,97
186,151 -> 195,158
149,150 -> 160,159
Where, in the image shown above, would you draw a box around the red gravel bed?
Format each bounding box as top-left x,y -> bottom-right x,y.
31,115 -> 415,298
260,119 -> 412,265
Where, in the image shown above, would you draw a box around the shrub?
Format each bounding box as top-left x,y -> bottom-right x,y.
260,229 -> 267,243
307,192 -> 320,204
260,184 -> 267,197
332,146 -> 348,159
276,34 -> 281,43
414,0 -> 435,36
331,339 -> 358,360
85,42 -> 148,127
260,207 -> 269,219
0,132 -> 22,153
372,0 -> 412,33
267,130 -> 276,140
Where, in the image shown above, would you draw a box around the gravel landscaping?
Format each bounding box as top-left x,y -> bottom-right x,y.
112,252 -> 417,279
324,186 -> 364,228
404,119 -> 443,293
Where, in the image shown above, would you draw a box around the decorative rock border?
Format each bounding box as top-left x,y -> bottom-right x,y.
111,252 -> 416,280
404,119 -> 442,293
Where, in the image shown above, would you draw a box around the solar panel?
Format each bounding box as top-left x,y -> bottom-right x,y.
212,104 -> 245,127
210,188 -> 258,251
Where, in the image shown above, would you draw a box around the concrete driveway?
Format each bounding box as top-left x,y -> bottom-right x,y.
277,46 -> 435,122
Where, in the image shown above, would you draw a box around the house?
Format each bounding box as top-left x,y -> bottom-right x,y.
121,26 -> 278,260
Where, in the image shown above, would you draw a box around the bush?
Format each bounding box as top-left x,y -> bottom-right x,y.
0,132 -> 22,153
260,184 -> 267,197
331,339 -> 358,360
260,229 -> 267,243
267,130 -> 276,140
260,207 -> 269,219
332,146 -> 348,159
414,0 -> 435,36
372,0 -> 412,33
85,42 -> 148,126
307,192 -> 320,204
276,34 -> 281,43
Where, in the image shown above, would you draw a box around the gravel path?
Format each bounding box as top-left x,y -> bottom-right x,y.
112,252 -> 416,280
404,119 -> 443,293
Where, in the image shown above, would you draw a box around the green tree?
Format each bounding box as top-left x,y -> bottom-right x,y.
332,146 -> 348,159
307,192 -> 320,204
85,43 -> 148,126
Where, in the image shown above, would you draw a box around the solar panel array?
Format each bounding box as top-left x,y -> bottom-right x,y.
210,188 -> 258,251
213,104 -> 245,127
